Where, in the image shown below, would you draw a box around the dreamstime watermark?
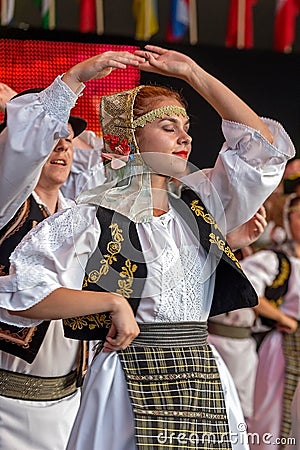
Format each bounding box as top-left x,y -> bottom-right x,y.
156,422 -> 296,446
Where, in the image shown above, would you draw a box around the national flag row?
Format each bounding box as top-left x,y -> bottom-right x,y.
1,0 -> 299,53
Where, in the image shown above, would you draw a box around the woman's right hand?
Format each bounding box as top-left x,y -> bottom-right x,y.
103,293 -> 140,352
62,51 -> 146,93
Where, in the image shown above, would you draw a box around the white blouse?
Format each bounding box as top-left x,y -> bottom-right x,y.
0,117 -> 295,327
241,249 -> 300,320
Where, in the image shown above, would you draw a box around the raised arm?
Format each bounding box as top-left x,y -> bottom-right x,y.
61,51 -> 145,93
134,45 -> 273,143
0,51 -> 145,228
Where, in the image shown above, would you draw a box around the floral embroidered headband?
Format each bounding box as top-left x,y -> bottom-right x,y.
100,86 -> 188,169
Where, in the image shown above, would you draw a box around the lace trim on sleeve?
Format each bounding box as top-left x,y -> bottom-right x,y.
38,76 -> 82,123
10,207 -> 91,290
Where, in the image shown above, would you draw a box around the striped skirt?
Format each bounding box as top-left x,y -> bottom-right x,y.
118,322 -> 232,449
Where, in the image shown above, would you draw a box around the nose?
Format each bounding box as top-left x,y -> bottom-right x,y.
54,138 -> 70,152
178,131 -> 192,145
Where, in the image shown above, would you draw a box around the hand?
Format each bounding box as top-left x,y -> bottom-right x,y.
276,313 -> 298,334
134,45 -> 196,81
0,83 -> 17,112
102,294 -> 140,352
226,205 -> 267,251
62,51 -> 146,92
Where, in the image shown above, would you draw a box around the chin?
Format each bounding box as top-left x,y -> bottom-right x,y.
142,153 -> 188,178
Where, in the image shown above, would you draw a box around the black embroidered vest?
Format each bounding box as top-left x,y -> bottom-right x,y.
0,196 -> 51,363
63,189 -> 258,341
261,250 -> 291,328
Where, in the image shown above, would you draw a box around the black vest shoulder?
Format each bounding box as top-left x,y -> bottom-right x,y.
260,250 -> 291,328
175,189 -> 258,316
0,195 -> 46,273
0,195 -> 50,363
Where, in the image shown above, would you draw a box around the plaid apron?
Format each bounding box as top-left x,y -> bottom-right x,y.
281,326 -> 300,443
118,322 -> 232,449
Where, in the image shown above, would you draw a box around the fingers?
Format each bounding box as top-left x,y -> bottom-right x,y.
102,322 -> 140,352
103,51 -> 145,67
144,45 -> 168,54
253,216 -> 267,233
253,207 -> 268,233
102,332 -> 138,352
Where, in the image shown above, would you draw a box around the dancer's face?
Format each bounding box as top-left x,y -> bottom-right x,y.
135,99 -> 192,177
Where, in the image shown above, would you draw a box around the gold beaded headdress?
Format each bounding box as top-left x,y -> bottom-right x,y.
100,86 -> 142,156
78,86 -> 189,223
100,85 -> 188,162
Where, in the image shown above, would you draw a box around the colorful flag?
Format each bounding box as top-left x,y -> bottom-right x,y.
79,0 -> 104,34
33,0 -> 55,29
225,0 -> 257,49
132,0 -> 159,40
274,0 -> 300,52
79,0 -> 96,33
0,0 -> 15,26
166,0 -> 189,42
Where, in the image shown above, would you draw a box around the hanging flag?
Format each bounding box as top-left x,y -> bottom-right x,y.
79,0 -> 104,34
33,0 -> 55,29
225,0 -> 257,49
132,0 -> 159,40
274,0 -> 300,52
79,0 -> 96,33
166,0 -> 189,42
0,0 -> 15,26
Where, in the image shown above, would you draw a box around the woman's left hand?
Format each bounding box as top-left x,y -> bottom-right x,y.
227,205 -> 267,251
134,45 -> 196,80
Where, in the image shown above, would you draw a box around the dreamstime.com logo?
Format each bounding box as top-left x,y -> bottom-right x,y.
156,423 -> 296,446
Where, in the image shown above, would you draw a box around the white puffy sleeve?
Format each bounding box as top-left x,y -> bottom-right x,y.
183,118 -> 295,232
0,204 -> 100,327
240,250 -> 279,297
0,76 -> 85,228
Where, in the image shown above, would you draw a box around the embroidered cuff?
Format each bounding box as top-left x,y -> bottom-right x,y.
39,75 -> 85,123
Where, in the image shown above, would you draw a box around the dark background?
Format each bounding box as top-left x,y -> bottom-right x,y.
6,0 -> 300,53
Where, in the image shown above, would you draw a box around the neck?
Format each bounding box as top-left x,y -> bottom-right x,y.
34,185 -> 60,215
151,174 -> 169,217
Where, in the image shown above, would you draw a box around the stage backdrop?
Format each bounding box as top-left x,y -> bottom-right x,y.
0,39 -> 140,136
1,37 -> 299,169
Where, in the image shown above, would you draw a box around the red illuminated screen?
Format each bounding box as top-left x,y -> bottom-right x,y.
0,39 -> 140,135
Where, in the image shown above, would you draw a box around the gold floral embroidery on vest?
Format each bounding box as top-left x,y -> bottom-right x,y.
64,222 -> 138,335
117,259 -> 138,298
190,200 -> 241,269
64,313 -> 112,332
82,223 -> 124,287
209,233 -> 241,269
190,200 -> 221,232
83,222 -> 137,297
